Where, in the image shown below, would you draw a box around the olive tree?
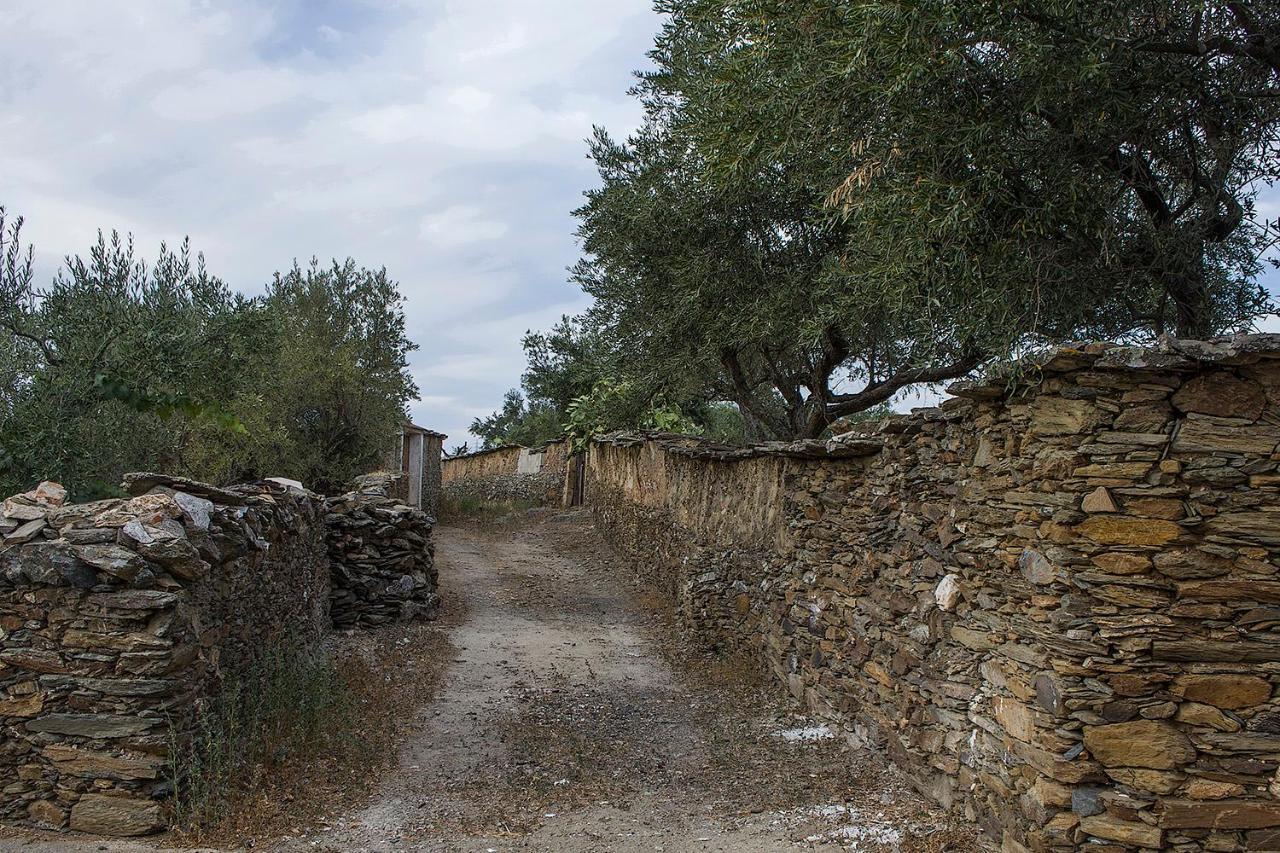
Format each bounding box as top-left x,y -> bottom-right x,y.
558,0 -> 1278,440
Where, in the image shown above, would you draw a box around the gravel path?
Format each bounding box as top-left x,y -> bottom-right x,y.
0,510 -> 976,852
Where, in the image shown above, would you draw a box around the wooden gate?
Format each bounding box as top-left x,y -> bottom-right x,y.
571,453 -> 586,506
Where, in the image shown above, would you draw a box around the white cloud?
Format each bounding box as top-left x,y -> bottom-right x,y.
3,0 -> 658,445
458,24 -> 529,62
151,68 -> 304,121
418,206 -> 508,248
447,86 -> 494,114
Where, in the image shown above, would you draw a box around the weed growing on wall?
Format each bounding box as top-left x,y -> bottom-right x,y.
166,644 -> 353,833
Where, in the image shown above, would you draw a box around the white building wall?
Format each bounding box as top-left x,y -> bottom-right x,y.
516,448 -> 544,475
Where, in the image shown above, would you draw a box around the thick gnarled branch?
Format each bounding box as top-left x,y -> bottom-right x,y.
803,348 -> 986,438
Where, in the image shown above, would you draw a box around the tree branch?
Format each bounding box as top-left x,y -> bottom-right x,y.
1102,147 -> 1174,225
1,317 -> 61,366
719,347 -> 790,438
823,349 -> 985,423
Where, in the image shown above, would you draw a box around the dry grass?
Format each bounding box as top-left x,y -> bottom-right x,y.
438,494 -> 544,527
537,510 -> 983,852
166,620 -> 455,848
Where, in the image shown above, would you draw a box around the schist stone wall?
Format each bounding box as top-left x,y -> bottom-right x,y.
326,478 -> 438,629
0,475 -> 328,836
0,469 -> 440,836
587,335 -> 1280,852
441,439 -> 570,506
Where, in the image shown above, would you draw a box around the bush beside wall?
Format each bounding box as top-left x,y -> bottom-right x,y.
588,335 -> 1280,852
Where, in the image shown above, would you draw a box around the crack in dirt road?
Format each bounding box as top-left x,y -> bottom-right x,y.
0,510 -> 976,852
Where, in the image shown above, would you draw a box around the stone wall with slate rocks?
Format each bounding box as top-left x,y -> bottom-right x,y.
0,474 -> 328,836
587,335 -> 1280,852
441,441 -> 570,507
442,471 -> 564,506
325,479 -> 438,629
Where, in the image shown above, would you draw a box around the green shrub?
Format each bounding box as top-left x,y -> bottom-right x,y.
439,493 -> 542,524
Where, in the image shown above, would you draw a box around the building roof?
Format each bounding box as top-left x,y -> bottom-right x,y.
404,421 -> 447,439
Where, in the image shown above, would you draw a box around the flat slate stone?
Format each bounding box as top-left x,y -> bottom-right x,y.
43,745 -> 162,780
86,590 -> 178,611
25,713 -> 157,738
1082,720 -> 1194,770
69,793 -> 163,836
120,472 -> 245,505
1161,798 -> 1280,830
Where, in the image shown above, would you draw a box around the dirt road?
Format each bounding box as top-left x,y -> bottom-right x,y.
0,510 -> 973,852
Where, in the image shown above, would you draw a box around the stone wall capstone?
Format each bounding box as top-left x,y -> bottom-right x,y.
586,334 -> 1280,852
356,470 -> 409,503
0,474 -> 328,836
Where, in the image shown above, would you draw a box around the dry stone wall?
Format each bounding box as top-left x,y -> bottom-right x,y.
355,470 -> 410,504
441,440 -> 569,506
326,478 -> 438,629
442,445 -> 524,483
0,474 -> 328,836
588,335 -> 1280,852
537,440 -> 571,479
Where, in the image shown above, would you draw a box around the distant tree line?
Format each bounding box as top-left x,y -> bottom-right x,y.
0,208 -> 418,500
479,0 -> 1279,444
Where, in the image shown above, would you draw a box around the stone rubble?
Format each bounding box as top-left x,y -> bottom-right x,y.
325,479 -> 439,629
587,334 -> 1280,852
0,468 -> 440,837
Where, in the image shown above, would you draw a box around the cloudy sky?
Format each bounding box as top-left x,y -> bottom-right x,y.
4,1 -> 1278,447
4,0 -> 658,447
